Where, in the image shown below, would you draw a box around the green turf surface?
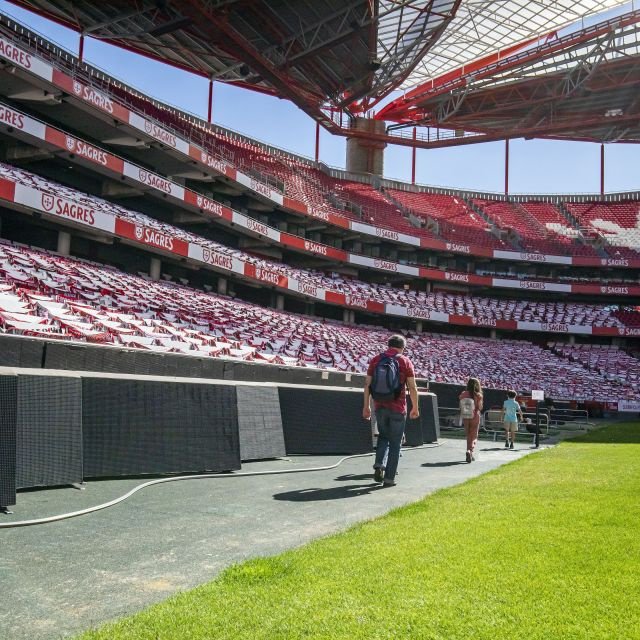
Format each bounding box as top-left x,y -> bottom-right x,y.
77,422 -> 640,640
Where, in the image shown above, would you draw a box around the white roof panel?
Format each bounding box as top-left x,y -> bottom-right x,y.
402,0 -> 631,88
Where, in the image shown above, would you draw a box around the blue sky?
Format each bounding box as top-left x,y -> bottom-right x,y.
1,1 -> 638,195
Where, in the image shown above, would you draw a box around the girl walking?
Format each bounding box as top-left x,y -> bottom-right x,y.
459,378 -> 483,463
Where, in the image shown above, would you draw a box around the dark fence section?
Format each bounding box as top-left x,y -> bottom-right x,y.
405,392 -> 440,445
420,393 -> 440,443
1,336 -> 490,410
0,375 -> 17,507
429,383 -> 461,409
431,382 -> 505,412
278,386 -> 372,454
236,385 -> 286,461
0,335 -> 44,368
82,377 -> 241,477
1,362 -> 446,509
16,374 -> 83,489
404,395 -> 423,446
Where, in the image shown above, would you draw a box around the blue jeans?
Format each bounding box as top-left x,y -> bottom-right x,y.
374,407 -> 406,482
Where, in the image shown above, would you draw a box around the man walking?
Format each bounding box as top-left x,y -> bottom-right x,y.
363,335 -> 419,487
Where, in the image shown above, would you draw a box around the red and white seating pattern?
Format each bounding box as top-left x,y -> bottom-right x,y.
472,200 -> 599,257
550,343 -> 640,387
1,163 -> 637,331
564,202 -> 640,256
109,79 -> 640,261
517,202 -> 598,256
428,294 -> 621,326
387,190 -> 508,249
412,336 -> 637,403
613,307 -> 640,328
0,240 -> 637,402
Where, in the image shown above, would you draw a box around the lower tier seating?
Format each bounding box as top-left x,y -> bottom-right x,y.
549,343 -> 640,387
0,240 -> 637,403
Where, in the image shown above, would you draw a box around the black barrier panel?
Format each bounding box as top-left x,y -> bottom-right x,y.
44,342 -> 90,372
81,345 -> 106,373
131,351 -> 160,376
419,393 -> 440,443
404,395 -> 423,447
431,382 -> 505,413
0,335 -> 44,368
236,386 -> 286,461
403,416 -> 423,447
483,388 -> 508,411
101,348 -> 137,374
199,358 -> 226,381
0,375 -> 17,507
429,383 -> 459,410
16,375 -> 83,489
82,378 -> 241,477
278,387 -> 372,455
162,355 -> 203,379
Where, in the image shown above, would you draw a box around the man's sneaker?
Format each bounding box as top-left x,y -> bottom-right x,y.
382,479 -> 396,487
510,442 -> 514,450
374,467 -> 385,483
504,440 -> 510,448
465,451 -> 472,463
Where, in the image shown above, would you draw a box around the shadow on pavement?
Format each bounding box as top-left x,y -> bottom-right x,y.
334,473 -> 375,482
273,483 -> 383,502
421,461 -> 467,468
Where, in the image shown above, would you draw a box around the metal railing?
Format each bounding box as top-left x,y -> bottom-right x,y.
545,407 -> 593,429
482,410 -> 550,441
438,406 -> 558,441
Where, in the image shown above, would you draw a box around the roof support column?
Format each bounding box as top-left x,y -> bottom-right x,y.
346,118 -> 386,176
315,121 -> 320,162
411,127 -> 417,184
78,34 -> 84,62
207,79 -> 213,123
504,138 -> 510,195
600,143 -> 605,196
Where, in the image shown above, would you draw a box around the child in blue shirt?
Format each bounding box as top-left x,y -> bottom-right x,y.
502,390 -> 523,449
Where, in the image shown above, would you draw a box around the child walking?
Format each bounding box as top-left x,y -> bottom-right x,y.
501,390 -> 523,449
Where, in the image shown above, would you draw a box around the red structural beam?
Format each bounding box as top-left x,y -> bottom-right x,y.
378,10 -> 640,122
378,34 -> 542,120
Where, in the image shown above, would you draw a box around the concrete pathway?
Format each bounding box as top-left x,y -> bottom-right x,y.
0,438 -> 542,640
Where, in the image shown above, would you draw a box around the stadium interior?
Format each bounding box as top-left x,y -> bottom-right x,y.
2,6 -> 640,640
0,3 -> 638,415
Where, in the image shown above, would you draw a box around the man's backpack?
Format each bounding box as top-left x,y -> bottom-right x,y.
459,396 -> 476,420
370,353 -> 402,401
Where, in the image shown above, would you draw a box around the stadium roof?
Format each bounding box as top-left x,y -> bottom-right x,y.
7,0 -> 640,146
401,0 -> 630,89
376,9 -> 640,146
6,0 -> 460,113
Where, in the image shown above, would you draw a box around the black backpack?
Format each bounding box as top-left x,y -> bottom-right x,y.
370,353 -> 402,401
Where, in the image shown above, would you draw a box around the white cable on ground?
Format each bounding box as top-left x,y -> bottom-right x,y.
0,443 -> 441,528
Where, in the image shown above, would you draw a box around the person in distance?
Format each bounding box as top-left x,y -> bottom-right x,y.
459,377 -> 483,463
501,390 -> 523,450
363,334 -> 419,487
